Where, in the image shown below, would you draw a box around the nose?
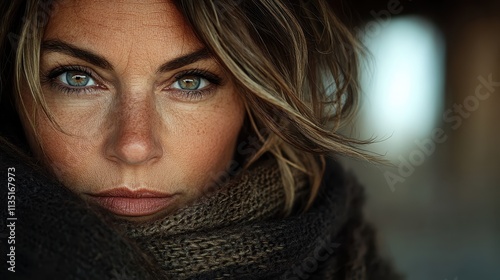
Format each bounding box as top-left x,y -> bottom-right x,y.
105,93 -> 163,165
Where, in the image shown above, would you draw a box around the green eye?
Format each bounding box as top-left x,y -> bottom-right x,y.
58,71 -> 96,87
173,76 -> 208,90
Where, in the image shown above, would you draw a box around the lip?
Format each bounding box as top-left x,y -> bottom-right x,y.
87,188 -> 175,217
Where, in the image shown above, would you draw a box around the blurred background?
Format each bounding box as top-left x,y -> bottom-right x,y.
334,0 -> 500,279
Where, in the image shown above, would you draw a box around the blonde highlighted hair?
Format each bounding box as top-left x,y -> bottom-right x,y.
0,0 -> 371,214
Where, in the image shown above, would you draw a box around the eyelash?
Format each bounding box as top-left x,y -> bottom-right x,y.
169,69 -> 222,101
44,65 -> 101,95
42,66 -> 223,100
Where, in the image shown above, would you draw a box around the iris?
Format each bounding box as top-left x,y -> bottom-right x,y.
177,76 -> 202,90
60,71 -> 94,87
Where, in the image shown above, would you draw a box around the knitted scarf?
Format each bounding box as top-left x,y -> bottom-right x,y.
113,156 -> 346,279
0,139 -> 402,280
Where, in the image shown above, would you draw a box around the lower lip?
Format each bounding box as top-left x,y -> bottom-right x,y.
88,196 -> 175,217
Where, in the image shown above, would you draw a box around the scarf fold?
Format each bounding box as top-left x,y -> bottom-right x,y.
110,156 -> 357,279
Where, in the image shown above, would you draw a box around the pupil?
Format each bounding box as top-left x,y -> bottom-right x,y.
67,72 -> 89,86
180,77 -> 200,90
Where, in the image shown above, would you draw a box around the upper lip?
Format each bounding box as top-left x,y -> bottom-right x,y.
89,188 -> 173,198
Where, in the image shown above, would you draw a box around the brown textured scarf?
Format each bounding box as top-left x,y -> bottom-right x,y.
108,156 -> 395,280
0,138 -> 401,279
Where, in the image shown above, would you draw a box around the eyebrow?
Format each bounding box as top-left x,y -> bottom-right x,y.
41,40 -> 212,73
157,48 -> 211,73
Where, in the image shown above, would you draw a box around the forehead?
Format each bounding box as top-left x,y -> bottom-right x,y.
44,0 -> 203,61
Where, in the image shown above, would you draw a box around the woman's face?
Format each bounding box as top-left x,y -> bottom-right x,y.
20,0 -> 246,221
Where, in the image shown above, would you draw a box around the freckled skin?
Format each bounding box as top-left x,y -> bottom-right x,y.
19,0 -> 246,221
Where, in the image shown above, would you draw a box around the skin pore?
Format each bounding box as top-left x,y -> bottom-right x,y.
19,0 -> 246,221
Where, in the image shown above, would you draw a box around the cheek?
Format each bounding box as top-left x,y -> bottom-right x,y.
33,118 -> 96,185
167,97 -> 245,186
19,93 -> 102,187
181,114 -> 240,164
